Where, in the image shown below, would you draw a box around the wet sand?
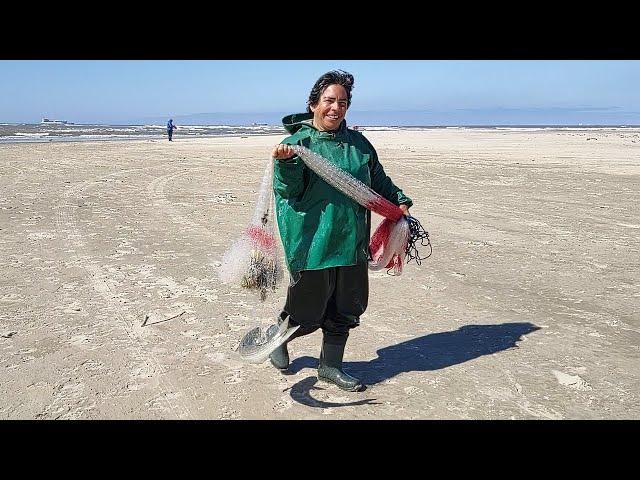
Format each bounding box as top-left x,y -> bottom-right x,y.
1,128 -> 638,419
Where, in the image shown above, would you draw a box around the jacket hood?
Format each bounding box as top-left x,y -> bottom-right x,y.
282,112 -> 347,136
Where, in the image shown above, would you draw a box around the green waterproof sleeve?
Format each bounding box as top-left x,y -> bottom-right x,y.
273,155 -> 305,199
369,147 -> 414,208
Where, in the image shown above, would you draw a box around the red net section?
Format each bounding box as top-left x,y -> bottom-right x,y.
366,197 -> 404,222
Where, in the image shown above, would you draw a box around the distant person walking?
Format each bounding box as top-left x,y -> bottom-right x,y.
167,119 -> 177,141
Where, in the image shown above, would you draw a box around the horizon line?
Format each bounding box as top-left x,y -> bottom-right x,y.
2,121 -> 639,128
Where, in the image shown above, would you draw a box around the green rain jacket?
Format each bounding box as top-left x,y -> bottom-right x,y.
273,112 -> 413,274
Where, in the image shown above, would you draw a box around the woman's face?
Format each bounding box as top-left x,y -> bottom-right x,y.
310,84 -> 348,131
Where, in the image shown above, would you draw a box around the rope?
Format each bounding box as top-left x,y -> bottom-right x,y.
405,215 -> 432,265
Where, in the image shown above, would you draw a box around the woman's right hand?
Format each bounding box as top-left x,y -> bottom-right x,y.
272,144 -> 295,161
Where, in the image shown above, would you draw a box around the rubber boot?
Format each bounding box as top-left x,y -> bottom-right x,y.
317,339 -> 364,392
269,314 -> 320,372
269,342 -> 290,371
269,325 -> 313,371
269,315 -> 291,371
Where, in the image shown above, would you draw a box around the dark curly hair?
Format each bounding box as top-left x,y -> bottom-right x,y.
306,70 -> 355,113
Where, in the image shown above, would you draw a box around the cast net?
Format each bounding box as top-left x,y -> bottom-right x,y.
290,145 -> 431,275
219,160 -> 284,301
220,144 -> 431,363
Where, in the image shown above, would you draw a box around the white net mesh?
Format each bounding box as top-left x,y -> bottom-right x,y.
290,144 -> 379,208
219,160 -> 284,301
291,144 -> 410,275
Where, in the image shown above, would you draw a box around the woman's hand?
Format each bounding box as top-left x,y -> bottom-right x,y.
399,204 -> 411,217
272,144 -> 295,161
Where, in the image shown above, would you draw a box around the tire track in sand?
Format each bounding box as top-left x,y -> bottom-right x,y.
55,167 -> 193,419
147,167 -> 218,236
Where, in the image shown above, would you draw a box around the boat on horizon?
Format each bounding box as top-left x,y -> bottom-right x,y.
41,117 -> 71,125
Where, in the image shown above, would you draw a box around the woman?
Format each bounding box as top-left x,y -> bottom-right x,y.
270,70 -> 413,392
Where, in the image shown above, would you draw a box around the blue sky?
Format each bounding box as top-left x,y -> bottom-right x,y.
1,60 -> 639,125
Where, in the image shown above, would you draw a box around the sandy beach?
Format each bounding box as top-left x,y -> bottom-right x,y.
1,128 -> 639,419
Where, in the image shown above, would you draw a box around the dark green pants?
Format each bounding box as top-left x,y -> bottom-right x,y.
280,262 -> 368,346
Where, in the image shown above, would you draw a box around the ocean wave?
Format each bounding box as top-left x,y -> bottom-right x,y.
0,123 -> 287,144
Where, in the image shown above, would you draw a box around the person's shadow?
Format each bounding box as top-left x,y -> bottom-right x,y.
285,322 -> 540,408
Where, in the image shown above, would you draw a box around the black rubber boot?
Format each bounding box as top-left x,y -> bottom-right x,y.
268,315 -> 291,371
268,326 -> 314,371
269,312 -> 321,373
269,342 -> 289,371
317,340 -> 364,392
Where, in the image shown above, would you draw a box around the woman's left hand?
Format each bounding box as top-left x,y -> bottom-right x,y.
399,204 -> 411,217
